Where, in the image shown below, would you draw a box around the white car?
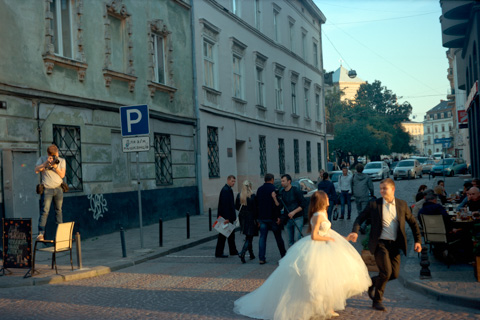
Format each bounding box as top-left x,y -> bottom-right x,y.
393,159 -> 423,180
363,161 -> 390,181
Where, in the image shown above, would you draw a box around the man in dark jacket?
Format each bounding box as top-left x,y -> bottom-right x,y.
317,172 -> 337,221
279,174 -> 306,247
215,175 -> 238,258
256,173 -> 286,264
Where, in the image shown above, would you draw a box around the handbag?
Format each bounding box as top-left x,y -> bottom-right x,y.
36,184 -> 44,195
61,182 -> 69,193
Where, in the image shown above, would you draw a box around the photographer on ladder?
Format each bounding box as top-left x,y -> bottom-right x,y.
35,144 -> 66,240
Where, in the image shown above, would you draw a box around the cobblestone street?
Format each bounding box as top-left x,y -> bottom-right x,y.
1,176 -> 478,319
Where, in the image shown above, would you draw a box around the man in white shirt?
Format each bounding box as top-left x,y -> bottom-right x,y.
338,167 -> 353,219
347,178 -> 422,312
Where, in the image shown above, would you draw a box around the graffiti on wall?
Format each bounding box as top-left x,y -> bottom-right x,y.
87,194 -> 108,220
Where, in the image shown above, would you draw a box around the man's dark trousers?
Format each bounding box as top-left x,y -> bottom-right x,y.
258,219 -> 286,262
215,231 -> 237,256
372,239 -> 401,303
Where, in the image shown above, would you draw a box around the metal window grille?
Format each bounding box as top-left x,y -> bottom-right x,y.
208,126 -> 220,178
317,142 -> 322,171
294,139 -> 299,174
154,134 -> 172,185
278,138 -> 285,175
259,136 -> 267,176
306,141 -> 311,172
53,125 -> 82,191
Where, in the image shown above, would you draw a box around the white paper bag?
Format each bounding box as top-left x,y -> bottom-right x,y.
213,216 -> 236,237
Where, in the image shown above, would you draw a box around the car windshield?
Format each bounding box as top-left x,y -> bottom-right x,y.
437,159 -> 454,165
416,158 -> 428,164
297,179 -> 316,192
397,161 -> 414,167
365,163 -> 381,169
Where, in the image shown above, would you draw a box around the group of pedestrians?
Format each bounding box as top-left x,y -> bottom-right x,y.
214,173 -> 306,265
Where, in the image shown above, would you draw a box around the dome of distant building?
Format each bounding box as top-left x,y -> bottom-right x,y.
332,65 -> 366,101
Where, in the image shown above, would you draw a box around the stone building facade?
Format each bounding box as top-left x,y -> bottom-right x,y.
192,0 -> 328,210
401,121 -> 424,155
423,100 -> 454,156
0,0 -> 198,239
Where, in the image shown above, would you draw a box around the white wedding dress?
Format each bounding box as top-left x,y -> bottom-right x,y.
233,211 -> 371,320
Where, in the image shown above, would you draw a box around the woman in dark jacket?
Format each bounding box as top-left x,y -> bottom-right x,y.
235,180 -> 258,263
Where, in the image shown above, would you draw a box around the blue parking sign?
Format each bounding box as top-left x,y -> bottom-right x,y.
120,105 -> 150,137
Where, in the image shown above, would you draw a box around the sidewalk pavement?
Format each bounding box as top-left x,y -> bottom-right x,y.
1,184 -> 479,311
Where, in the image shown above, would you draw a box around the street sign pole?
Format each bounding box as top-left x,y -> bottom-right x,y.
136,151 -> 144,248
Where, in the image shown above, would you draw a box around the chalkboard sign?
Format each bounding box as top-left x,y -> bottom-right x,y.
2,218 -> 32,269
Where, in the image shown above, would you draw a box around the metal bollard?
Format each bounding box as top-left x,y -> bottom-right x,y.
75,232 -> 82,270
120,227 -> 127,258
159,218 -> 163,247
186,212 -> 190,239
209,208 -> 212,231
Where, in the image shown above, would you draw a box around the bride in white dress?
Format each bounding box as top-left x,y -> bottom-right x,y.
234,191 -> 371,320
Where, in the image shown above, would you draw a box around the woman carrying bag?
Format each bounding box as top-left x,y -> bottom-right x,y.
235,180 -> 258,263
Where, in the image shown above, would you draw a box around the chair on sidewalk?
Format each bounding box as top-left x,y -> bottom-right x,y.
420,214 -> 460,268
32,222 -> 75,275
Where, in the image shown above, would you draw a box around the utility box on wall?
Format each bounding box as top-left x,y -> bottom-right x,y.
2,149 -> 40,232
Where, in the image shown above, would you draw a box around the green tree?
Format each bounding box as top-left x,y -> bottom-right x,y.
327,80 -> 414,161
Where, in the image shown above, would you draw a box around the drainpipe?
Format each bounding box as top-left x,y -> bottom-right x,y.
35,100 -> 42,156
190,0 -> 204,214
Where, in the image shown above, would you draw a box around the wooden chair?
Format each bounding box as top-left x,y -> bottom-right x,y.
420,214 -> 460,267
32,222 -> 75,275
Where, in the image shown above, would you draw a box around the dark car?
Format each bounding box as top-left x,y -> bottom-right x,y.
389,161 -> 399,175
430,158 -> 468,177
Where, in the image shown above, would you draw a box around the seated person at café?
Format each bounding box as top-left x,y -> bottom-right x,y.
434,180 -> 447,205
419,193 -> 470,261
413,189 -> 434,219
415,184 -> 427,202
456,182 -> 473,210
466,186 -> 480,212
418,193 -> 450,230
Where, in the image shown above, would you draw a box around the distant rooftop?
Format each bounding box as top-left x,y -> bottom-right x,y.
332,65 -> 365,83
426,100 -> 453,114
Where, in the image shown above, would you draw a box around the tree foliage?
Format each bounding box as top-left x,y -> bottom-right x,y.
326,80 -> 414,162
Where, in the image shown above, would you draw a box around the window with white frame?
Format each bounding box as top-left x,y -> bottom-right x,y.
315,93 -> 321,121
233,54 -> 243,98
291,82 -> 297,114
152,33 -> 166,84
275,75 -> 283,110
313,41 -> 318,68
301,31 -> 307,60
203,39 -> 216,88
254,0 -> 262,30
273,10 -> 279,42
256,66 -> 265,106
109,15 -> 127,72
304,87 -> 310,118
50,0 -> 76,58
232,0 -> 240,15
289,22 -> 295,51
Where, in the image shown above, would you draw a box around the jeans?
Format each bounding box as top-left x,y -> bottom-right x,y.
258,219 -> 286,262
39,187 -> 64,233
340,191 -> 351,218
286,216 -> 303,247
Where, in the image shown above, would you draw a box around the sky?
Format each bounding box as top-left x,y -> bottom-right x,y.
314,0 -> 450,121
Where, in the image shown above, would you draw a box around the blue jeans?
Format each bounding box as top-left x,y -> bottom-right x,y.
38,187 -> 63,233
286,216 -> 303,247
340,191 -> 351,218
258,219 -> 286,262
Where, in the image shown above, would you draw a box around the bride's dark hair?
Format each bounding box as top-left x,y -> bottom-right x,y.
307,191 -> 328,233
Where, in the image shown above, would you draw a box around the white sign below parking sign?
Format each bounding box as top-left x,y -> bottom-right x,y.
122,136 -> 150,153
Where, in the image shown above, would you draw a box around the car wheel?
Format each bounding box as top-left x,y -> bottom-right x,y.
450,171 -> 454,177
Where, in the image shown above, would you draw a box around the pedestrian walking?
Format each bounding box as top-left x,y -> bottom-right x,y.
256,173 -> 286,264
347,178 -> 422,312
278,174 -> 306,247
235,180 -> 258,263
317,172 -> 337,221
214,175 -> 238,258
338,167 -> 353,219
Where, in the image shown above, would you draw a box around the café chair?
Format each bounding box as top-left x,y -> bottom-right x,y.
420,215 -> 460,268
32,222 -> 75,275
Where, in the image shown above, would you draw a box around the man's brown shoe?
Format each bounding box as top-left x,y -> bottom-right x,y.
372,302 -> 387,312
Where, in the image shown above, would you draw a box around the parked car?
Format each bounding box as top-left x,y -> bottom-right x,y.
422,160 -> 436,174
412,157 -> 429,165
274,177 -> 317,223
389,161 -> 399,175
393,159 -> 423,180
357,156 -> 366,164
430,158 -> 468,177
432,152 -> 444,161
363,161 -> 390,181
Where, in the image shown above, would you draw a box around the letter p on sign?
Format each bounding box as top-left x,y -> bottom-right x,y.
120,105 -> 150,137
